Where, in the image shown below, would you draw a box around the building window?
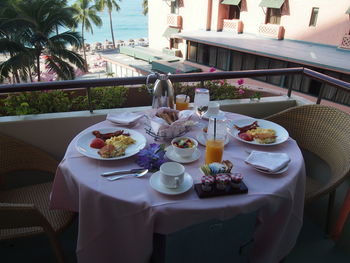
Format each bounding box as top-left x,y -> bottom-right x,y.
188,42 -> 197,62
171,0 -> 179,14
309,7 -> 319,27
216,48 -> 230,70
228,4 -> 241,19
266,8 -> 281,25
197,44 -> 210,65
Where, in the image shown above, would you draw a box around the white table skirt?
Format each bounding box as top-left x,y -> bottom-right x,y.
50,112 -> 305,263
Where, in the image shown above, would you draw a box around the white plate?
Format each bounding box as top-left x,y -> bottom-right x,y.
165,146 -> 201,163
196,132 -> 230,146
75,128 -> 147,160
202,110 -> 225,120
254,165 -> 289,175
150,171 -> 193,195
227,119 -> 289,146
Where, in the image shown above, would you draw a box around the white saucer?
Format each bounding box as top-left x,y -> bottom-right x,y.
202,110 -> 225,120
149,171 -> 193,195
254,165 -> 289,175
196,133 -> 230,146
165,146 -> 201,163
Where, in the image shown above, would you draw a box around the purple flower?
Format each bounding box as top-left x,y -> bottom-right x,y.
238,89 -> 245,95
209,67 -> 216,72
237,78 -> 244,86
136,143 -> 166,171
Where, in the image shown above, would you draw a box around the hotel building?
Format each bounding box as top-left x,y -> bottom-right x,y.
148,0 -> 350,105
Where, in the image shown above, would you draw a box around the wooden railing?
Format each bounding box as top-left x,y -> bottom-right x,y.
0,68 -> 349,112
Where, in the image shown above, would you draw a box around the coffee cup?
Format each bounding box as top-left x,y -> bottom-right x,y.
160,162 -> 185,189
206,102 -> 220,116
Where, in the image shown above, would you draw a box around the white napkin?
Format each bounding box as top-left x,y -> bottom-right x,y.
106,112 -> 144,125
245,151 -> 291,173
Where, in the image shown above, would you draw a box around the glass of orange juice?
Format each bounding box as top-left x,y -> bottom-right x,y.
205,116 -> 227,164
176,94 -> 190,111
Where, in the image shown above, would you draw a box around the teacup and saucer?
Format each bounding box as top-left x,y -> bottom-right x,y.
202,102 -> 225,120
149,162 -> 193,195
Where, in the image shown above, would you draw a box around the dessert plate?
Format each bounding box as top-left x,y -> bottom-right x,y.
165,146 -> 201,164
75,127 -> 146,160
227,119 -> 289,146
150,171 -> 193,195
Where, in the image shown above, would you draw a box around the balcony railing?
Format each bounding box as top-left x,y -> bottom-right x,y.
167,14 -> 182,28
0,68 -> 349,113
222,19 -> 243,34
339,35 -> 350,50
258,24 -> 285,40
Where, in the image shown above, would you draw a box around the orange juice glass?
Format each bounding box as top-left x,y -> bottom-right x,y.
176,94 -> 190,111
205,139 -> 224,164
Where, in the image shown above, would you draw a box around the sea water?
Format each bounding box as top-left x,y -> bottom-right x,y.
68,0 -> 148,43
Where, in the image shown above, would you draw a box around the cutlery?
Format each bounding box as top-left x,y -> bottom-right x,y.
101,168 -> 147,177
106,169 -> 148,181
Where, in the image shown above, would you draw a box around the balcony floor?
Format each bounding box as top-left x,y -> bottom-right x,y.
1,213 -> 349,263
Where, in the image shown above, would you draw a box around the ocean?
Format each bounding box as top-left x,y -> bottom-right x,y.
68,0 -> 148,43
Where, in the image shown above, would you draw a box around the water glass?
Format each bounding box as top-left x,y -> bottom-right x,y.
194,88 -> 209,118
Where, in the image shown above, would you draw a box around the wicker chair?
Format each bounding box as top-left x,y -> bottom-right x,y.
265,104 -> 350,234
0,133 -> 76,263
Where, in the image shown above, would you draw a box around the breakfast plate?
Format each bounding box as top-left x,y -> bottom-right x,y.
165,146 -> 201,163
150,171 -> 193,195
75,127 -> 146,160
227,119 -> 289,146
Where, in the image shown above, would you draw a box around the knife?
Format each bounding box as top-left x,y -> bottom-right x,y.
101,168 -> 147,177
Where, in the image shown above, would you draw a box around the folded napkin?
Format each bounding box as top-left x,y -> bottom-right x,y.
245,151 -> 290,173
106,112 -> 144,125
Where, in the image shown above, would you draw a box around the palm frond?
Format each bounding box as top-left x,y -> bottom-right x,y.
45,55 -> 75,80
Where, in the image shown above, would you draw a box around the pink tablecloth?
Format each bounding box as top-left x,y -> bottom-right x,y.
50,112 -> 305,263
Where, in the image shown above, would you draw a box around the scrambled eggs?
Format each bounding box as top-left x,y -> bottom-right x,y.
106,135 -> 136,151
247,127 -> 276,144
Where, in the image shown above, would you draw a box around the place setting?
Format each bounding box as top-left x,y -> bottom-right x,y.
106,111 -> 145,127
244,150 -> 291,175
149,162 -> 194,195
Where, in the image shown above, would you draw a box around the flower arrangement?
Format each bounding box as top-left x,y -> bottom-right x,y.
136,143 -> 166,171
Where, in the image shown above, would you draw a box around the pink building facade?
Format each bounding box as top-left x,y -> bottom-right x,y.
149,0 -> 350,55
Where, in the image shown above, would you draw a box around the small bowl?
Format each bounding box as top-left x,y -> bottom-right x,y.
171,137 -> 198,158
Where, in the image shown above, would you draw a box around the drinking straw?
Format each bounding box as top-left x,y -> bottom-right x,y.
184,90 -> 189,102
214,118 -> 217,140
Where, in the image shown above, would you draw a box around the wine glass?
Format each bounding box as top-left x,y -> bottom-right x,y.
194,88 -> 209,119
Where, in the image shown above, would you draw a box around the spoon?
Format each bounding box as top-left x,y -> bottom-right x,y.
106,169 -> 148,181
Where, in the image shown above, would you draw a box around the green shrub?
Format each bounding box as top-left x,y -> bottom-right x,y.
0,86 -> 128,116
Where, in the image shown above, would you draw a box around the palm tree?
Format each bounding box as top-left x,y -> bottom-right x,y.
72,0 -> 102,70
142,0 -> 148,16
96,0 -> 121,48
0,0 -> 86,82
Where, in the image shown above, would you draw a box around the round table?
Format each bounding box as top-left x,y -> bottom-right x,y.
50,111 -> 305,263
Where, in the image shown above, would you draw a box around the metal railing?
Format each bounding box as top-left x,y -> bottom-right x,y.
0,67 -> 349,113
